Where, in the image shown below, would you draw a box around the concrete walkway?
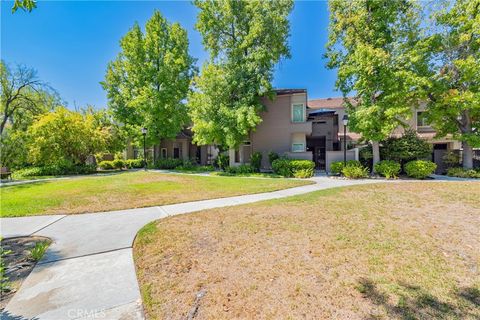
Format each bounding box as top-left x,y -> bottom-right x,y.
0,176 -> 451,319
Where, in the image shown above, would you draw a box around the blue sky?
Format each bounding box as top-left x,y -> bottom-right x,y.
2,0 -> 339,108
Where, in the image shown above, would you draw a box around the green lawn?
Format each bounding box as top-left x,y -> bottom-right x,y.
134,182 -> 480,319
0,171 -> 312,217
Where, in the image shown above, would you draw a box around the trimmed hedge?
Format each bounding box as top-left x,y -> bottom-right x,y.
374,160 -> 401,179
404,160 -> 436,179
154,158 -> 184,170
271,159 -> 315,178
13,163 -> 96,178
226,164 -> 255,174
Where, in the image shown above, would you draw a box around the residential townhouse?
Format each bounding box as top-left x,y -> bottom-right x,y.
127,88 -> 467,173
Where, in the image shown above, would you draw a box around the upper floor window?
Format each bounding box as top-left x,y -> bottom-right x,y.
292,103 -> 305,123
417,112 -> 429,127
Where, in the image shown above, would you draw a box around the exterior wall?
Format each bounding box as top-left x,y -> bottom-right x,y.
310,115 -> 338,150
250,93 -> 312,168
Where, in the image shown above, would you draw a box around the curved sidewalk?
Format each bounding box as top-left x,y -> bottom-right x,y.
0,177 -> 401,319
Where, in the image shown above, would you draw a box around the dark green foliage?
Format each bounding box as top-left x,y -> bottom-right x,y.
404,160 -> 437,179
154,158 -> 184,170
374,160 -> 401,179
13,162 -> 96,178
215,153 -> 230,170
272,159 -> 315,178
442,151 -> 461,169
250,152 -> 262,172
268,151 -> 280,165
381,130 -> 432,164
226,165 -> 255,174
359,145 -> 373,169
446,167 -> 480,179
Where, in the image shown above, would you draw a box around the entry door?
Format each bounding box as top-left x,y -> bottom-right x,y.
314,146 -> 326,170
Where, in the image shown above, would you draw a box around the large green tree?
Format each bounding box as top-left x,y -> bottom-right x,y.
27,107 -> 112,166
188,0 -> 293,148
0,61 -> 56,135
325,0 -> 427,169
102,10 -> 195,144
12,0 -> 36,13
422,0 -> 480,169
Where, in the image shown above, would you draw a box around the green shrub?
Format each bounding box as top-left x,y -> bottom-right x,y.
250,152 -> 262,172
381,130 -> 432,164
271,159 -> 293,177
443,151 -> 461,169
374,160 -> 401,179
1,237 -> 12,293
215,153 -> 230,170
268,151 -> 279,165
293,168 -> 314,179
404,160 -> 437,179
29,241 -> 50,261
330,160 -> 362,175
98,161 -> 114,170
271,159 -> 315,178
446,167 -> 480,178
125,159 -> 144,169
112,159 -> 125,169
330,161 -> 344,175
342,165 -> 369,179
154,158 -> 184,170
226,164 -> 255,174
12,163 -> 96,177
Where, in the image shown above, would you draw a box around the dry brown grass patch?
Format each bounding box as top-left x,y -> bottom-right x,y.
134,182 -> 480,319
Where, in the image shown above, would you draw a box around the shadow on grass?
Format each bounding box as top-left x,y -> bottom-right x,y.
357,278 -> 479,319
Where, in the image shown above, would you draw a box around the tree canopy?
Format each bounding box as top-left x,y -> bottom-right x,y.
102,10 -> 195,145
0,61 -> 58,135
325,0 -> 427,167
422,0 -> 480,168
188,0 -> 293,148
27,107 -> 113,166
12,0 -> 36,13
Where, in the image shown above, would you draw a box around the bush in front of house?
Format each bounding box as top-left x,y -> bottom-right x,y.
268,151 -> 279,165
98,161 -> 114,170
13,162 -> 97,178
446,167 -> 480,178
250,152 -> 262,172
112,159 -> 125,169
404,160 -> 437,179
271,159 -> 315,178
329,160 -> 362,175
226,164 -> 255,174
125,159 -> 144,169
342,165 -> 369,179
215,153 -> 230,170
374,160 -> 401,179
154,158 -> 184,170
381,130 -> 432,164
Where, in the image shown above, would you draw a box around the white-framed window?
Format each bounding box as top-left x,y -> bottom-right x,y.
417,111 -> 429,127
161,148 -> 167,159
292,143 -> 305,152
292,103 -> 305,123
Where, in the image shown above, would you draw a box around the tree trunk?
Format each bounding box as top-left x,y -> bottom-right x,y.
462,141 -> 473,169
0,114 -> 9,136
372,140 -> 380,172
